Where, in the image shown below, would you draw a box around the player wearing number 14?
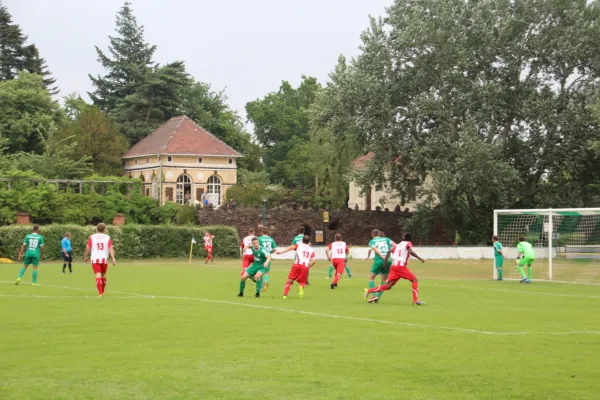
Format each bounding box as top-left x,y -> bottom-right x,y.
83,223 -> 116,297
326,233 -> 349,289
15,225 -> 45,286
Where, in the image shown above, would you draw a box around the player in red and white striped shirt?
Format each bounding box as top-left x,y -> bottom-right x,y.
204,232 -> 215,264
275,235 -> 316,299
326,233 -> 349,289
83,223 -> 116,297
240,228 -> 256,276
364,232 -> 426,305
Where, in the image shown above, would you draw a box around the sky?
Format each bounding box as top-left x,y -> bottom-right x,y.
6,0 -> 393,127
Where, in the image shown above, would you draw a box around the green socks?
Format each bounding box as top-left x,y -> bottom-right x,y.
32,269 -> 38,284
497,268 -> 503,280
345,266 -> 352,277
328,266 -> 334,278
239,280 -> 246,293
256,278 -> 262,294
264,275 -> 269,284
528,267 -> 532,280
517,266 -> 527,279
18,267 -> 26,279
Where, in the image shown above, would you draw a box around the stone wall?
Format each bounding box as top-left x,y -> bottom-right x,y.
197,207 -> 453,246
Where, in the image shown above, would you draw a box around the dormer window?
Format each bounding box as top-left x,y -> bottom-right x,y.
198,157 -> 203,163
228,158 -> 233,165
167,156 -> 172,162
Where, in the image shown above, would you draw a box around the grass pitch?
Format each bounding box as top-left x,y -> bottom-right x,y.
1,259 -> 600,400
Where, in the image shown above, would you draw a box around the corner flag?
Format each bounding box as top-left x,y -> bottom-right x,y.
189,237 -> 197,264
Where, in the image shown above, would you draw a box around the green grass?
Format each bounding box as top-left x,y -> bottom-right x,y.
1,259 -> 600,400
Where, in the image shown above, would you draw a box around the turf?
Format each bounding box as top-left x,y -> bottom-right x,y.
1,259 -> 599,400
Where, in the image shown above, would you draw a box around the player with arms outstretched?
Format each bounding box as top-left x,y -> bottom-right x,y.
365,229 -> 395,301
204,231 -> 215,264
492,235 -> 505,281
16,225 -> 45,286
276,235 -> 316,299
238,237 -> 271,298
258,227 -> 277,291
84,223 -> 116,297
291,227 -> 311,285
326,233 -> 349,289
364,232 -> 425,305
240,228 -> 256,276
516,236 -> 534,283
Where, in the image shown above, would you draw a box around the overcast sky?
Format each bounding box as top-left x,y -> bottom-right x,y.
6,0 -> 392,127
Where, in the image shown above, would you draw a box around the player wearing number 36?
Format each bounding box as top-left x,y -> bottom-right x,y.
84,223 -> 116,297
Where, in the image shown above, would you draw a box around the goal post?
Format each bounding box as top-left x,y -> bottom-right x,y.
493,208 -> 600,284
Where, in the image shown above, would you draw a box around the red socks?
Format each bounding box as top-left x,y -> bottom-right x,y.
368,284 -> 389,294
283,282 -> 292,296
412,281 -> 419,302
96,278 -> 103,295
102,278 -> 106,293
333,273 -> 341,285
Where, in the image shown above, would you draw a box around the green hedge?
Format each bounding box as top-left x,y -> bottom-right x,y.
0,225 -> 239,260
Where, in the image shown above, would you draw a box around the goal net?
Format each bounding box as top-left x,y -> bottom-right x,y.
493,208 -> 600,284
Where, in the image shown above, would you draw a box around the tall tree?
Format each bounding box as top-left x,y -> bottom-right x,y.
89,1 -> 156,113
0,72 -> 63,154
0,3 -> 58,93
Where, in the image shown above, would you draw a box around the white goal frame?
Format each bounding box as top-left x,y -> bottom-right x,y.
493,208 -> 600,281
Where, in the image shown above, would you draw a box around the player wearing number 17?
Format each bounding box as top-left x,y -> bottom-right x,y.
83,223 -> 116,297
15,225 -> 45,286
275,235 -> 316,299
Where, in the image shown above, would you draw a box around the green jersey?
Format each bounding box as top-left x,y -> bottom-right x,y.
23,233 -> 44,258
251,246 -> 270,265
258,235 -> 277,253
493,241 -> 503,257
292,234 -> 303,245
517,241 -> 536,259
369,237 -> 393,261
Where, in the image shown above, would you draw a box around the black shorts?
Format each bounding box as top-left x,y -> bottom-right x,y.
62,251 -> 72,262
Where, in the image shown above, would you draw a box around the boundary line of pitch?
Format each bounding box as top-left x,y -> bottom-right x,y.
1,282 -> 600,336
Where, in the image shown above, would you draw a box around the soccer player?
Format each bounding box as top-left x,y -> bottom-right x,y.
238,237 -> 271,298
84,223 -> 116,297
276,235 -> 316,299
291,227 -> 311,285
364,232 -> 425,305
365,229 -> 395,300
62,232 -> 73,274
240,228 -> 256,276
16,225 -> 45,285
516,236 -> 535,283
326,233 -> 349,289
204,231 -> 215,264
492,235 -> 505,281
258,227 -> 277,291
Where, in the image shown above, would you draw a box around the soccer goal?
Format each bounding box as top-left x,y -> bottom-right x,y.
493,208 -> 600,284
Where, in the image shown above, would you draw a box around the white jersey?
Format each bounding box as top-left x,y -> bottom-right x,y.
204,235 -> 213,247
242,236 -> 254,255
294,243 -> 315,267
87,233 -> 112,265
328,241 -> 348,260
391,241 -> 413,267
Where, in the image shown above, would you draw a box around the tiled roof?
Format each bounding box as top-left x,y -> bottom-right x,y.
122,116 -> 242,158
352,152 -> 375,168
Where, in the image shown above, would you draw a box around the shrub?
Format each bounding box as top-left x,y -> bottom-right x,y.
0,225 -> 239,260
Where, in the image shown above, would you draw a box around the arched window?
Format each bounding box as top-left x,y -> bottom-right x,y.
206,175 -> 221,207
139,174 -> 145,183
176,174 -> 192,205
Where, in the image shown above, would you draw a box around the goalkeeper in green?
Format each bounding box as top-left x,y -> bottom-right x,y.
492,235 -> 505,281
516,236 -> 534,283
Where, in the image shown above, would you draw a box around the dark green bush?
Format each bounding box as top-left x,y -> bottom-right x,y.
0,225 -> 239,260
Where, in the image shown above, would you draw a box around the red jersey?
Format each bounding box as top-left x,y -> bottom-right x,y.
390,241 -> 412,267
328,241 -> 349,260
204,235 -> 214,247
241,236 -> 254,255
292,243 -> 315,267
87,233 -> 113,264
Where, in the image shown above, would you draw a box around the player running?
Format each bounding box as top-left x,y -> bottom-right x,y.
276,235 -> 316,299
258,227 -> 277,291
204,231 -> 215,264
84,223 -> 116,297
326,233 -> 349,289
365,229 -> 395,301
240,228 -> 256,276
238,237 -> 271,298
492,235 -> 505,281
516,236 -> 535,283
16,225 -> 45,286
291,227 -> 311,285
364,232 -> 425,305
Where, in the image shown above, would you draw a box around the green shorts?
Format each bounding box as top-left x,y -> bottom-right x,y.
370,259 -> 392,275
23,255 -> 40,267
263,262 -> 271,273
519,258 -> 535,267
495,256 -> 504,268
245,263 -> 266,278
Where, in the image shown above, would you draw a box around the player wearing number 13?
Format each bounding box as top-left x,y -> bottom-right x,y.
15,225 -> 45,285
84,223 -> 116,297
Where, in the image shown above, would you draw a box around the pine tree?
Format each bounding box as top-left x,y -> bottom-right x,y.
88,1 -> 156,112
0,3 -> 58,93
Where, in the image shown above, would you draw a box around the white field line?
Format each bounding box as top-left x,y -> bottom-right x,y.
2,282 -> 600,336
428,283 -> 600,300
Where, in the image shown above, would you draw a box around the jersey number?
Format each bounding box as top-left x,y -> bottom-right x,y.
97,243 -> 105,250
264,243 -> 272,252
376,243 -> 389,253
28,238 -> 38,250
303,251 -> 311,258
336,248 -> 344,254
